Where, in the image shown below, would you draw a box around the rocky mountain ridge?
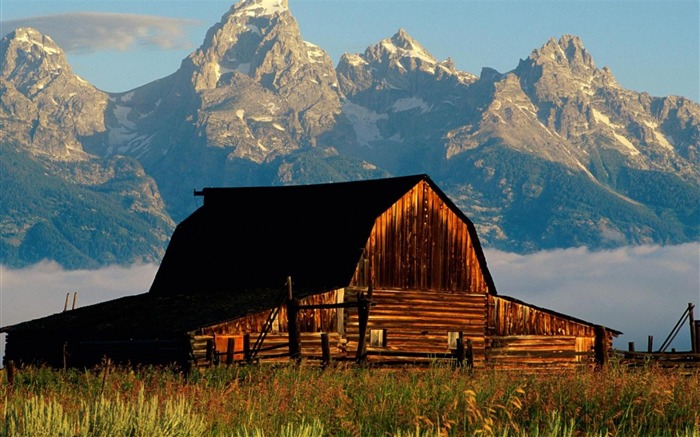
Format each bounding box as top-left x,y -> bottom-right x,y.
1,0 -> 698,267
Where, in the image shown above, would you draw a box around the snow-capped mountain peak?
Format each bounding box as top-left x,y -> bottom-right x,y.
232,0 -> 288,17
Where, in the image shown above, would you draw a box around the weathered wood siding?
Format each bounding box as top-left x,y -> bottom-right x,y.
485,336 -> 590,370
353,180 -> 490,294
489,295 -> 597,337
196,289 -> 344,336
345,288 -> 487,363
192,332 -> 345,366
487,295 -> 601,366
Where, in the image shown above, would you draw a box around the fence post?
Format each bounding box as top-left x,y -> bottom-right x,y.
206,339 -> 215,365
355,294 -> 370,363
695,321 -> 700,355
321,333 -> 331,369
647,336 -> 653,353
226,337 -> 235,365
455,338 -> 465,367
594,325 -> 608,368
688,303 -> 696,353
287,277 -> 301,363
628,342 -> 635,352
63,342 -> 69,370
6,360 -> 15,386
466,339 -> 474,369
243,334 -> 251,363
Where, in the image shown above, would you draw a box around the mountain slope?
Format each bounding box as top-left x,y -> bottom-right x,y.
0,28 -> 175,268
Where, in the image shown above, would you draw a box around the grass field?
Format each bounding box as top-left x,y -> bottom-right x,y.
1,360 -> 698,436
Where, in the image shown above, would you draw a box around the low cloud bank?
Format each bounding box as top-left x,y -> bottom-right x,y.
484,243 -> 700,351
2,13 -> 199,53
1,243 -> 698,363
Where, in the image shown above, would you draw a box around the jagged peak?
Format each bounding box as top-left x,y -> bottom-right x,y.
371,28 -> 436,64
2,27 -> 64,56
530,34 -> 596,70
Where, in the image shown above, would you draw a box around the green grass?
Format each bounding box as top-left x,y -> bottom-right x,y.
1,361 -> 698,436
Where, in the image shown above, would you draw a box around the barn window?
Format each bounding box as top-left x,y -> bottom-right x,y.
370,329 -> 387,347
448,331 -> 463,349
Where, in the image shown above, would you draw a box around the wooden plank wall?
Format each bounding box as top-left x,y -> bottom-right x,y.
486,336 -> 590,370
488,296 -> 597,337
345,288 -> 487,364
354,180 -> 490,294
197,289 -> 343,336
192,332 -> 345,366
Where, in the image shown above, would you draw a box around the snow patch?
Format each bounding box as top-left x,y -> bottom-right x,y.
591,109 -> 640,155
342,101 -> 388,146
391,97 -> 430,113
249,115 -> 273,122
344,54 -> 368,67
643,120 -> 674,150
240,0 -> 287,17
304,41 -> 326,64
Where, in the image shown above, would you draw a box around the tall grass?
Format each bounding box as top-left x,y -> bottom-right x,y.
1,361 -> 698,436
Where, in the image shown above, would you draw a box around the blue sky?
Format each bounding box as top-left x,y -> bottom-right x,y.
1,0 -> 699,100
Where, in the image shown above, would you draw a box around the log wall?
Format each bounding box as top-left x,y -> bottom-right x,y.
197,289 -> 344,336
354,180 -> 490,294
486,336 -> 591,370
345,288 -> 487,364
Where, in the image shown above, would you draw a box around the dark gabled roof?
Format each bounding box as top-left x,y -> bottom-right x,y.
0,288 -> 287,337
149,174 -> 497,295
1,174 -> 498,337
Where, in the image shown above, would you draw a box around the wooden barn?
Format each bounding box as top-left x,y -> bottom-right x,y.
1,174 -> 620,370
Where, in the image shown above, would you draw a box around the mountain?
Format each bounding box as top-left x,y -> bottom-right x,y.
84,0 -> 384,220
1,0 -> 698,268
0,28 -> 174,268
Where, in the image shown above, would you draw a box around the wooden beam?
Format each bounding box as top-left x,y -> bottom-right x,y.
287,277 -> 301,362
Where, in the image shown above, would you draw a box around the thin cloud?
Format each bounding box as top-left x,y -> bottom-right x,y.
2,12 -> 201,54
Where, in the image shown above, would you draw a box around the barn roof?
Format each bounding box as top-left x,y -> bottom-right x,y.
148,174 -> 497,296
0,288 -> 287,337
1,174 -> 497,336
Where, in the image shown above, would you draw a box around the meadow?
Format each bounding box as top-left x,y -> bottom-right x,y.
1,360 -> 698,436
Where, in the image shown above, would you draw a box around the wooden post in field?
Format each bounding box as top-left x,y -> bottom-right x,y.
594,325 -> 608,368
6,360 -> 15,386
455,338 -> 465,367
226,337 -> 235,365
688,303 -> 696,353
287,277 -> 301,362
321,333 -> 331,369
466,339 -> 474,369
647,336 -> 654,353
63,293 -> 70,312
243,334 -> 251,363
206,339 -> 214,365
355,294 -> 370,363
72,292 -> 77,310
628,342 -> 635,352
694,321 -> 700,354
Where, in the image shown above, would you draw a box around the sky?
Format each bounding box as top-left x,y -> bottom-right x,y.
0,0 -> 698,101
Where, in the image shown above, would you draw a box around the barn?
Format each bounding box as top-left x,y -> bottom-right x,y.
1,174 -> 620,370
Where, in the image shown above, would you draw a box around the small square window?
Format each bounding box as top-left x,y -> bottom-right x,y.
370,329 -> 387,347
